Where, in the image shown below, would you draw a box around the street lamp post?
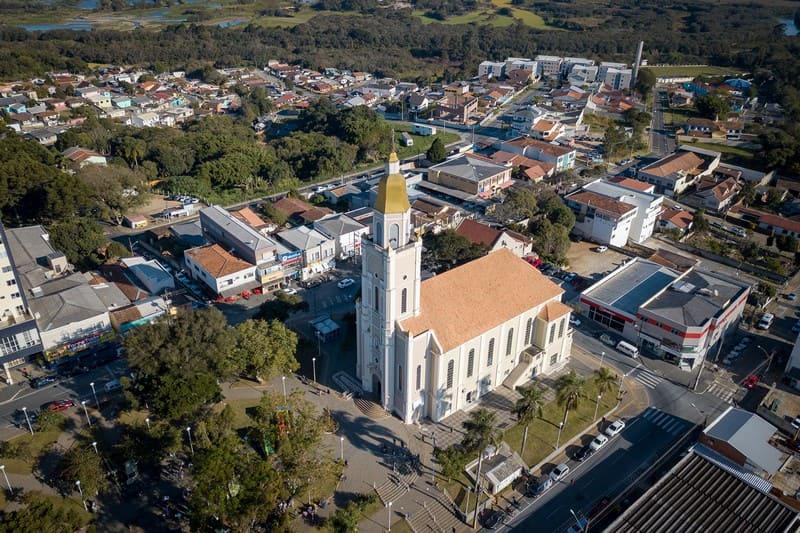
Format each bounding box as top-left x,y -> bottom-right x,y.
89,382 -> 99,409
81,400 -> 91,427
555,421 -> 564,449
91,442 -> 98,455
144,417 -> 150,431
186,427 -> 194,456
75,480 -> 86,510
312,357 -> 317,385
594,394 -> 602,422
600,351 -> 606,366
340,436 -> 344,462
0,465 -> 11,492
387,501 -> 392,532
21,407 -> 33,434
282,375 -> 287,399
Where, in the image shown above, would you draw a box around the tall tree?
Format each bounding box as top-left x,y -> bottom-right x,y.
57,443 -> 106,499
555,370 -> 586,426
0,491 -> 89,532
593,367 -> 618,396
513,384 -> 545,457
427,137 -> 447,163
232,319 -> 299,381
48,217 -> 107,270
461,407 -> 501,453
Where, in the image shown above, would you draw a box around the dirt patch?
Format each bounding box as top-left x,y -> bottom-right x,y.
566,241 -> 629,278
129,194 -> 198,218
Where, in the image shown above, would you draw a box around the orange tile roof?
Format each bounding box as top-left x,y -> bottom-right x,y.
186,244 -> 253,278
532,119 -> 556,132
231,206 -> 268,229
608,177 -> 654,192
400,248 -> 564,352
642,151 -> 704,178
566,190 -> 636,218
273,197 -> 313,218
456,219 -> 501,247
659,209 -> 694,229
538,301 -> 572,321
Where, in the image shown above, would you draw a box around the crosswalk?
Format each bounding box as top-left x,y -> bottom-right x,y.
640,407 -> 692,436
629,367 -> 663,389
706,382 -> 736,404
320,294 -> 353,309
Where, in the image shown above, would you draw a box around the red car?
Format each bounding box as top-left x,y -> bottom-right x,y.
744,374 -> 760,389
48,399 -> 75,412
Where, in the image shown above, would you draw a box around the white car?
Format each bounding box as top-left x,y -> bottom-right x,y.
604,419 -> 626,437
569,316 -> 582,327
550,463 -> 570,482
589,434 -> 609,451
595,246 -> 608,253
282,287 -> 298,295
337,278 -> 355,289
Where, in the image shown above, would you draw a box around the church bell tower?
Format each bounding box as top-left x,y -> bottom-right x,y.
355,152 -> 423,414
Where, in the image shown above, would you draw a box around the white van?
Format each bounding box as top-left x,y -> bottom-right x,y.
616,340 -> 639,358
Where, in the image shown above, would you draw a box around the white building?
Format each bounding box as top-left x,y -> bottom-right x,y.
313,214 -> 369,260
276,226 -> 336,281
130,112 -> 159,128
602,68 -> 633,91
582,179 -> 663,243
356,154 -> 573,424
535,55 -> 563,79
479,61 -> 506,78
122,256 -> 175,294
564,190 -> 637,247
598,62 -> 628,80
184,244 -> 258,296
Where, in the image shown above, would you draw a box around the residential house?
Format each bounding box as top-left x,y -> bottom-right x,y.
112,96 -> 132,109
428,154 -> 512,198
498,136 -> 577,172
529,118 -> 564,141
731,206 -> 800,238
229,207 -> 276,235
659,208 -> 694,233
638,149 -> 714,197
61,147 -> 107,168
691,176 -> 741,213
489,150 -> 554,182
455,218 -> 532,258
130,112 -> 159,128
437,92 -> 479,124
406,93 -> 430,112
276,226 -> 336,280
313,214 -> 369,259
410,198 -> 462,233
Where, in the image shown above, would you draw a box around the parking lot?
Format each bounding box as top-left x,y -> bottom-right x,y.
566,240 -> 630,280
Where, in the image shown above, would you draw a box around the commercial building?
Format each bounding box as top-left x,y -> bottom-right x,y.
427,154 -> 512,198
581,179 -> 664,243
579,258 -> 750,369
638,146 -> 720,197
276,226 -> 336,281
184,244 -> 257,296
564,190 -> 637,247
313,213 -> 369,260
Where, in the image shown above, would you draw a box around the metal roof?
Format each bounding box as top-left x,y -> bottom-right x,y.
704,407 -> 783,475
584,259 -> 680,316
607,451 -> 799,533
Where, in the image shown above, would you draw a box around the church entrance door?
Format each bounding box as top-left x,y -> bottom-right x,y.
371,373 -> 382,403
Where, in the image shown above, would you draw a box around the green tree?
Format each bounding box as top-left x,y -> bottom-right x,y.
513,384 -> 545,457
555,370 -> 586,426
531,218 -> 571,264
261,201 -> 288,227
693,209 -> 710,233
57,443 -> 106,498
758,281 -> 777,298
461,407 -> 501,453
422,229 -> 488,272
695,94 -> 730,120
329,502 -> 361,533
493,186 -> 539,222
257,291 -> 309,322
48,217 -> 107,270
433,445 -> 467,482
0,491 -> 89,532
427,137 -> 447,163
232,319 -> 299,381
593,367 -> 618,396
635,68 -> 656,98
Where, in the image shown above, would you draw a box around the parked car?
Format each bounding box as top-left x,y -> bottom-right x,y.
757,313 -> 775,330
589,434 -> 609,452
569,316 -> 582,327
550,463 -> 570,482
600,333 -> 615,346
793,320 -> 800,333
788,293 -> 798,301
744,374 -> 760,389
282,287 -> 298,295
574,444 -> 593,462
481,508 -> 504,529
337,278 -> 355,289
526,476 -> 554,498
595,246 -> 608,253
604,419 -> 626,437
792,417 -> 800,430
48,399 -> 75,412
31,376 -> 57,389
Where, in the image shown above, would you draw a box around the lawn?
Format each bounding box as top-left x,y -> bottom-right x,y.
679,141 -> 754,159
0,427 -> 63,475
646,65 -> 744,78
393,130 -> 461,161
413,0 -> 555,29
443,376 -> 619,514
663,107 -> 699,126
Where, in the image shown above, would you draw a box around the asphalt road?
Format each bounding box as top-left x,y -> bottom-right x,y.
489,327 -> 730,532
650,87 -> 675,156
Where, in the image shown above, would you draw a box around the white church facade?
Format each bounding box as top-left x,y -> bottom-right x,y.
356,153 -> 573,424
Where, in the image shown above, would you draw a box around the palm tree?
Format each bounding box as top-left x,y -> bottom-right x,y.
461,408 -> 501,453
593,367 -> 618,396
555,370 -> 586,426
513,385 -> 546,457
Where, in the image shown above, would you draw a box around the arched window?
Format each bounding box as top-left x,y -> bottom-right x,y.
374,286 -> 379,311
487,339 -> 495,367
401,288 -> 408,313
506,328 -> 514,356
375,222 -> 382,246
525,318 -> 533,345
467,348 -> 475,377
416,365 -> 422,390
446,360 -> 454,389
398,365 -> 403,391
390,223 -> 400,248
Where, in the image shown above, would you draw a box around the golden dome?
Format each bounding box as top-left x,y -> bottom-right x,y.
374,172 -> 410,214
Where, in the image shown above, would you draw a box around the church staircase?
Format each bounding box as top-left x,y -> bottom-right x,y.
406,485 -> 463,533
353,397 -> 391,420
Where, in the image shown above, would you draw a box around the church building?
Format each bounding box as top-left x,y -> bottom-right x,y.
356,153 -> 573,424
